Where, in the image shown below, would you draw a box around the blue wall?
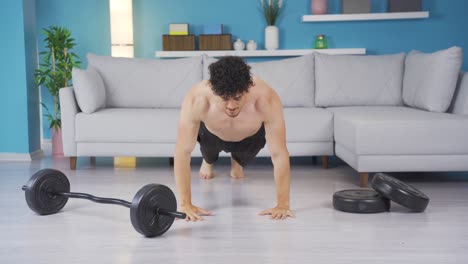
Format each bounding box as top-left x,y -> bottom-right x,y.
36,0 -> 111,139
24,0 -> 468,141
0,0 -> 40,154
134,0 -> 468,66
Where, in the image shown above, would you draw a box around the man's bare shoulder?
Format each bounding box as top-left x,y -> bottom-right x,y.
182,80 -> 211,117
252,76 -> 282,113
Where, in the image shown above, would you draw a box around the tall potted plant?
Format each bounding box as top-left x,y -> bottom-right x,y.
35,26 -> 81,157
260,0 -> 284,50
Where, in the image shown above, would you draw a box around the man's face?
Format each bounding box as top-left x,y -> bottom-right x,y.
219,93 -> 247,118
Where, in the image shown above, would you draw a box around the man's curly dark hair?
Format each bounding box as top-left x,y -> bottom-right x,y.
208,56 -> 254,99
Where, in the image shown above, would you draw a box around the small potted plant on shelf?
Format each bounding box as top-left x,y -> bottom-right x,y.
260,0 -> 284,50
35,26 -> 81,157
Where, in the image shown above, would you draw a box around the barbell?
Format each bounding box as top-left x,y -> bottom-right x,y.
22,169 -> 186,237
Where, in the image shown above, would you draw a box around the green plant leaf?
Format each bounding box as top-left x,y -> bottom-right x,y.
259,0 -> 284,26
35,25 -> 81,129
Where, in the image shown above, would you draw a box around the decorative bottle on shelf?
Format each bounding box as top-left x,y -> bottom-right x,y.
311,0 -> 328,15
247,40 -> 257,51
234,38 -> 245,51
314,34 -> 328,49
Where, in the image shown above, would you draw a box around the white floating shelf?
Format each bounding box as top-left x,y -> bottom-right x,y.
155,48 -> 366,58
302,11 -> 429,22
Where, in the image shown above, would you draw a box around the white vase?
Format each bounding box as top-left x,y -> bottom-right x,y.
265,26 -> 279,50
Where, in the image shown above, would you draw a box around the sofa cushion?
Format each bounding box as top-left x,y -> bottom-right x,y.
75,107 -> 333,143
71,67 -> 106,113
202,54 -> 316,107
403,46 -> 463,113
328,106 -> 468,155
283,108 -> 333,142
87,53 -> 202,108
450,72 -> 468,115
76,108 -> 180,143
315,53 -> 406,107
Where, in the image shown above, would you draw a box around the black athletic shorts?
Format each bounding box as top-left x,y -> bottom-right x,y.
197,121 -> 266,166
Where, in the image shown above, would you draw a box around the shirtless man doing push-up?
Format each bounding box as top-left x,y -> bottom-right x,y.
174,56 -> 295,221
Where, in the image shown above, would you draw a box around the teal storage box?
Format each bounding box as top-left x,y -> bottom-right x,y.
203,24 -> 224,35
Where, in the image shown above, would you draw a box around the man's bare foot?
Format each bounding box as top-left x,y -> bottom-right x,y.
199,159 -> 215,179
230,158 -> 245,179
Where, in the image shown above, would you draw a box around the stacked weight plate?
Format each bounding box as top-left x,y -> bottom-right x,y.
333,173 -> 429,214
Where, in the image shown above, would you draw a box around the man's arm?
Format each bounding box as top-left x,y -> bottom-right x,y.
173,90 -> 212,222
259,87 -> 295,219
174,91 -> 199,208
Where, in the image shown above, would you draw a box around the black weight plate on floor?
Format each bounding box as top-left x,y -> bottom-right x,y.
24,169 -> 70,215
371,173 -> 429,212
333,189 -> 390,214
130,184 -> 177,237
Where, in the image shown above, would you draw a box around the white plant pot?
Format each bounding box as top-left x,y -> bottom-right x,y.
265,25 -> 279,50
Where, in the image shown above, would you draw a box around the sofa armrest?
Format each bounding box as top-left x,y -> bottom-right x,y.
59,87 -> 80,156
451,72 -> 468,116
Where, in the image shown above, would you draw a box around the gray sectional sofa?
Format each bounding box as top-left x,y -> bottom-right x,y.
60,47 -> 468,186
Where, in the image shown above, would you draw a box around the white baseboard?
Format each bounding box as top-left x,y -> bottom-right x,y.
31,149 -> 45,160
0,140 -> 49,161
0,153 -> 32,161
0,149 -> 44,161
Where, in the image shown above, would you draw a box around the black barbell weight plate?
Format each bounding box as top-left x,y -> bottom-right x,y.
371,173 -> 429,212
24,169 -> 70,215
333,189 -> 390,214
130,184 -> 177,237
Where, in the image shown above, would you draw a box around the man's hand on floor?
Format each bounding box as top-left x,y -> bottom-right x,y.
178,204 -> 212,222
259,206 -> 296,220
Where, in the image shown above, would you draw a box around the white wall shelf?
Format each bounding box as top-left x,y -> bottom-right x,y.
155,48 -> 366,58
302,11 -> 429,22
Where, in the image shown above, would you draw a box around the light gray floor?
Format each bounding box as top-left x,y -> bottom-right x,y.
1,155 -> 468,264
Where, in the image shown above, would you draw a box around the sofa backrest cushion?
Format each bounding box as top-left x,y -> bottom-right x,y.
72,67 -> 106,113
402,46 -> 463,113
450,72 -> 468,115
202,54 -> 316,107
315,52 -> 406,107
87,53 -> 203,108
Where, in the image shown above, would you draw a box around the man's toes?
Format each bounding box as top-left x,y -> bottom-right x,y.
230,169 -> 244,178
199,172 -> 214,179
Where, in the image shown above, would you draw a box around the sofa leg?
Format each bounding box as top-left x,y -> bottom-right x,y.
359,173 -> 369,188
312,156 -> 319,165
70,157 -> 77,170
322,156 -> 329,169
90,156 -> 96,166
169,157 -> 174,167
